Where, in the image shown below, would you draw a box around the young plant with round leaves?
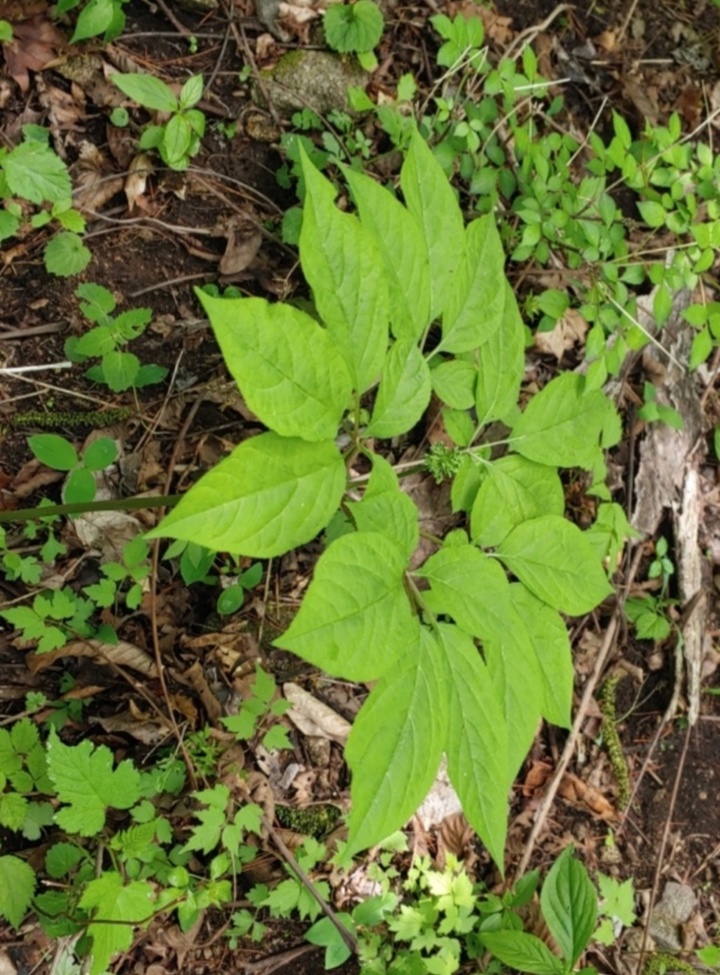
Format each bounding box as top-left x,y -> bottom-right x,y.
148,126 -> 621,870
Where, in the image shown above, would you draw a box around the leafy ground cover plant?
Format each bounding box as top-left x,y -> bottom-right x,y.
323,0 -> 385,71
64,282 -> 167,391
148,126 -> 624,868
55,0 -> 130,43
27,432 -> 118,504
110,72 -> 206,171
0,128 -> 90,277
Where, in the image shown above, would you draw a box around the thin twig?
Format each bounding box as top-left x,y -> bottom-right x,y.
263,813 -> 359,956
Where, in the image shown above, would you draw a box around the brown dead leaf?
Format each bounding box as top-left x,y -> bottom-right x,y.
437,812 -> 474,859
96,707 -> 169,745
521,760 -> 553,797
283,682 -> 351,743
219,221 -> 263,276
2,15 -> 64,92
184,661 -> 223,723
534,309 -> 588,360
72,141 -> 124,214
557,772 -> 617,821
10,459 -> 62,500
27,638 -> 157,676
123,152 -> 154,214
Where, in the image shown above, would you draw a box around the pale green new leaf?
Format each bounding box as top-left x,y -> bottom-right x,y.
366,339 -> 431,438
510,584 -> 572,728
47,728 -> 141,836
346,453 -> 418,557
343,166 -> 430,341
147,433 -> 346,558
299,148 -> 389,392
471,456 -> 564,547
275,532 -> 418,681
497,516 -> 612,616
401,128 -> 464,319
435,624 -> 509,869
474,281 -> 526,425
416,543 -> 511,644
511,372 -> 618,469
540,848 -> 597,965
345,629 -> 445,856
0,855 -> 35,929
440,216 -> 506,353
196,292 -> 351,441
80,872 -> 155,975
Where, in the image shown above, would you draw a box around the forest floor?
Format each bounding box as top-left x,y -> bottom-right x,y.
1,0 -> 720,973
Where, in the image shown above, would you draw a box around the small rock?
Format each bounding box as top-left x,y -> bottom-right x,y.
648,882 -> 697,951
253,49 -> 368,116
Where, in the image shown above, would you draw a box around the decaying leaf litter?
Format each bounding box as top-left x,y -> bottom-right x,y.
1,0 -> 720,972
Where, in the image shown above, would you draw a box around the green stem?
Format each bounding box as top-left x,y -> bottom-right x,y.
0,494 -> 182,524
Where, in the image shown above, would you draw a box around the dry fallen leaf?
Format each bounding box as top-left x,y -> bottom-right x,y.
283,682 -> 351,743
2,15 -> 64,92
27,638 -> 157,676
534,309 -> 588,360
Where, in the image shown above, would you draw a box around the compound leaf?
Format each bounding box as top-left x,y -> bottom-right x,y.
417,543 -> 511,644
0,855 -> 35,929
148,433 -> 346,558
343,165 -> 430,341
366,339 -> 431,438
540,848 -> 597,965
510,585 -> 572,728
401,127 -> 464,319
471,455 -> 564,547
323,0 -> 384,52
441,216 -> 506,353
346,453 -> 418,557
80,873 -> 155,975
437,624 -> 509,869
275,532 -> 418,681
474,280 -> 525,426
345,629 -> 445,856
511,372 -> 618,469
300,147 -> 389,393
431,358 -> 476,410
46,728 -> 140,836
496,516 -> 612,616
197,292 -> 351,441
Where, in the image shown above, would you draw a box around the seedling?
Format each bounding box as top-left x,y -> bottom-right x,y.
0,129 -> 90,277
28,433 -> 118,504
323,1 -> 384,71
55,0 -> 130,42
110,72 -> 206,171
64,282 -> 167,391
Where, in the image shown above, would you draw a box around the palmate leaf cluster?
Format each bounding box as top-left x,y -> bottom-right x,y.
149,127 -> 620,867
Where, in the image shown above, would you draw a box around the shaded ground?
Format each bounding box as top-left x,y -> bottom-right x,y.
1,0 -> 720,971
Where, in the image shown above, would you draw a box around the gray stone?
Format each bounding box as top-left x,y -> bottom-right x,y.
648,882 -> 696,951
253,49 -> 368,117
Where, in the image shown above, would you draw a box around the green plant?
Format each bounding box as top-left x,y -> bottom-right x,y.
624,594 -> 672,641
163,539 -> 263,614
110,72 -> 206,171
0,128 -> 90,277
64,282 -> 168,391
0,506 -> 66,585
323,0 -> 384,71
148,127 -> 621,868
55,0 -> 130,42
306,847 -> 635,974
27,433 -> 118,504
221,662 -> 293,751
